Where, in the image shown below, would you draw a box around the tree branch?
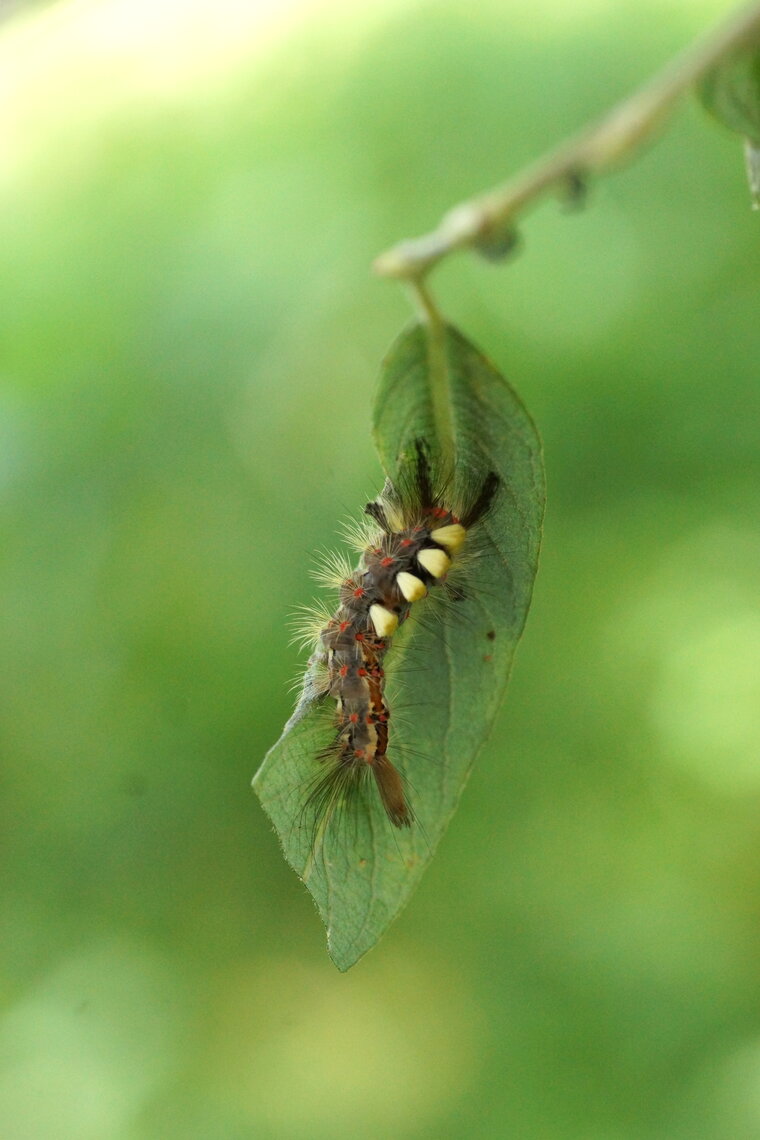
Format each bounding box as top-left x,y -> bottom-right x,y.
374,0 -> 760,282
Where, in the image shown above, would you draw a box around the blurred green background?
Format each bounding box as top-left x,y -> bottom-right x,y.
1,0 -> 759,1136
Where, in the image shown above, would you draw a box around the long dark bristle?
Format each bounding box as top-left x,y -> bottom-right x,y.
364,499 -> 391,532
460,471 -> 500,528
300,753 -> 368,847
413,438 -> 434,511
372,754 -> 414,828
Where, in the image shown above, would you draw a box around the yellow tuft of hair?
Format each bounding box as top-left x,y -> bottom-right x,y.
369,604 -> 399,638
429,523 -> 466,553
396,571 -> 428,602
382,500 -> 406,533
417,547 -> 451,579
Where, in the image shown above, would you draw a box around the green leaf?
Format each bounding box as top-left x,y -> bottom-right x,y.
699,45 -> 760,144
253,320 -> 545,970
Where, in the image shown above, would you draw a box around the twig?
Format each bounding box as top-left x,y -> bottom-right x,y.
374,0 -> 760,282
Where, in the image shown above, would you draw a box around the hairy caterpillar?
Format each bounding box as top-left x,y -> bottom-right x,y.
294,440 -> 499,837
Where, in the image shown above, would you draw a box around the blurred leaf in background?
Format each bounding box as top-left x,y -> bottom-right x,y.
0,0 -> 759,1138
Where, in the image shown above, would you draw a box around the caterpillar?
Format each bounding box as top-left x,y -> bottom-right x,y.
295,440 -> 499,839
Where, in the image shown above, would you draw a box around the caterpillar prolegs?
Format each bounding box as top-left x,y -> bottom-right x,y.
296,440 -> 499,837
